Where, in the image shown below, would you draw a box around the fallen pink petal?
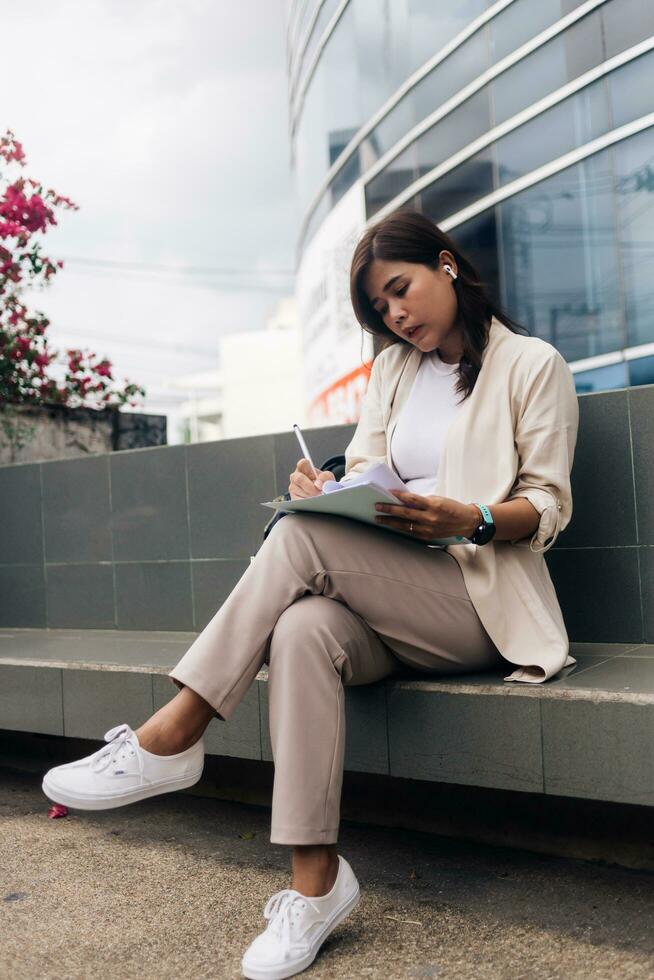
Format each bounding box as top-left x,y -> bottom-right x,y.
47,803 -> 69,819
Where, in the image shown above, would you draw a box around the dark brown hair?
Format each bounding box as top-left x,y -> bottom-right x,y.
350,208 -> 529,402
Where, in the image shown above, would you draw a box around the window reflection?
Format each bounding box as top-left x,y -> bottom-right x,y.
497,149 -> 623,361
601,0 -> 654,60
419,147 -> 494,224
609,49 -> 654,130
442,209 -> 501,304
495,78 -> 608,186
366,145 -> 418,217
411,29 -> 489,129
613,127 -> 654,349
573,362 -> 629,393
416,89 -> 491,180
629,356 -> 654,387
491,11 -> 603,127
488,0 -> 566,63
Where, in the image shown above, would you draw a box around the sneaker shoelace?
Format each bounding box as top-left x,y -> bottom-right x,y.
89,723 -> 143,775
263,889 -> 317,959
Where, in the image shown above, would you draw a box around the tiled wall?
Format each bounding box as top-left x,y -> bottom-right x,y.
1,384 -> 653,643
0,424 -> 353,633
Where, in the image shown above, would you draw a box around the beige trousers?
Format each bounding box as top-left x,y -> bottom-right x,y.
168,513 -> 504,845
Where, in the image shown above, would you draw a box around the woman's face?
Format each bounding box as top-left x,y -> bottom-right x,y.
362,251 -> 462,360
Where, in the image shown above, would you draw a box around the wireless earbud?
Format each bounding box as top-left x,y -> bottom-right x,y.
443,264 -> 458,280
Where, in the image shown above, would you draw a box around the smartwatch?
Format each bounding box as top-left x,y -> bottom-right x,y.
469,503 -> 496,545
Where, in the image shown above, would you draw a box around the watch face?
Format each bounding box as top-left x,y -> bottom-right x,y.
473,522 -> 496,545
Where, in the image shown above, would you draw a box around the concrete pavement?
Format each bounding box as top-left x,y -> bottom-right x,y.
2,763 -> 654,980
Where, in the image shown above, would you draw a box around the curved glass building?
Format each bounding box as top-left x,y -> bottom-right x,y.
286,0 -> 654,423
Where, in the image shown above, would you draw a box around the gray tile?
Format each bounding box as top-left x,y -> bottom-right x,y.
0,664 -> 63,734
62,668 -> 154,739
259,672 -> 388,773
568,641 -> 644,658
0,630 -> 194,669
115,562 -> 193,630
563,391 -> 637,547
153,674 -> 262,761
46,563 -> 115,629
42,456 -> 112,562
630,385 -> 654,546
187,436 -> 276,560
541,655 -> 654,695
640,546 -> 654,644
426,656 -> 622,687
273,425 -> 355,498
0,464 -> 43,564
0,565 -> 46,628
614,644 -> 654,659
111,446 -> 189,561
546,546 -> 643,643
191,559 -> 250,631
344,684 -> 389,774
542,698 -> 654,805
387,688 -> 543,793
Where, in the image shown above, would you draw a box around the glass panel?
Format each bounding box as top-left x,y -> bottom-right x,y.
491,11 -> 603,127
601,0 -> 654,60
419,146 -> 494,223
411,29 -> 489,129
613,127 -> 654,348
447,209 -> 501,304
488,0 -> 565,63
572,362 -> 629,393
365,144 -> 418,218
372,99 -> 415,160
406,0 -> 487,78
331,148 -> 361,207
629,356 -> 654,387
416,89 -> 491,179
497,148 -> 623,361
300,0 -> 340,83
609,49 -> 654,130
495,78 -> 608,186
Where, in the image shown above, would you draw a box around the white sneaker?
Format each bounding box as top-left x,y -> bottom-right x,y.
241,855 -> 360,980
41,722 -> 204,810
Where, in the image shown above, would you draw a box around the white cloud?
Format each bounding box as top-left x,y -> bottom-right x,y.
3,0 -> 298,439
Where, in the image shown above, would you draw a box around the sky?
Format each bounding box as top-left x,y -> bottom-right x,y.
3,0 -> 298,441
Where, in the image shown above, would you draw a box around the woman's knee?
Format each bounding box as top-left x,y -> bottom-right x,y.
268,596 -> 342,668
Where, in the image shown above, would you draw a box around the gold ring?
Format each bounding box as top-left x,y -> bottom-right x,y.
410,522 -> 413,533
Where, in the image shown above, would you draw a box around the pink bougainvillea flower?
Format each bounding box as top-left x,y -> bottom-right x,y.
47,803 -> 69,819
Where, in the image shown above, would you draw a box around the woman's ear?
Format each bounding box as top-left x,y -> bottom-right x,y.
438,249 -> 458,277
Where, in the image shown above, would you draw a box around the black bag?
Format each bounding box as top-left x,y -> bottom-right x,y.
262,453 -> 346,542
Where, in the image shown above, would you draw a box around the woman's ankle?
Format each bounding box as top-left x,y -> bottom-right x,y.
291,845 -> 339,897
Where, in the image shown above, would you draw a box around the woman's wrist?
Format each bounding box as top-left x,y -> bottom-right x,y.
464,503 -> 484,538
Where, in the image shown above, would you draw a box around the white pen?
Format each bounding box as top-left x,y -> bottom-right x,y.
293,423 -> 319,480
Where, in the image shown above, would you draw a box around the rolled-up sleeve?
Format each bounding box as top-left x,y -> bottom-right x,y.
341,353 -> 388,482
508,351 -> 579,554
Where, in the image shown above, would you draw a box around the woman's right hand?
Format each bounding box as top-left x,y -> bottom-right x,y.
289,458 -> 335,499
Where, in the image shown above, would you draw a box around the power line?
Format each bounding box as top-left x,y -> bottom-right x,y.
59,256 -> 295,277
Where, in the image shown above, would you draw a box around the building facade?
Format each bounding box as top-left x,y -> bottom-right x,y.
286,0 -> 654,420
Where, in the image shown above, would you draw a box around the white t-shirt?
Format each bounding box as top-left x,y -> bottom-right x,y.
390,348 -> 463,495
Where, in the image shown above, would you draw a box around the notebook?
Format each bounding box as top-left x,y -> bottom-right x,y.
261,463 -> 472,547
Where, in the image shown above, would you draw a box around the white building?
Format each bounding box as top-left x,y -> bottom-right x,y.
172,296 -> 305,442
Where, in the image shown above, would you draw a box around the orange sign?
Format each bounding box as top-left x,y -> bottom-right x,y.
308,360 -> 373,426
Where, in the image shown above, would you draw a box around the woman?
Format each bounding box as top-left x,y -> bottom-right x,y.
42,209 -> 579,980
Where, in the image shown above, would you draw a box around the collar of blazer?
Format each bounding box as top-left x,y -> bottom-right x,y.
381,315 -> 502,434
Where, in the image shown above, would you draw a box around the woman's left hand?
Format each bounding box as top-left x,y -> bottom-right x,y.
374,491 -> 479,541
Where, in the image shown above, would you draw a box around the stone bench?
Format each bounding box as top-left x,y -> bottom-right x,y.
0,382 -> 653,810
1,627 -> 652,807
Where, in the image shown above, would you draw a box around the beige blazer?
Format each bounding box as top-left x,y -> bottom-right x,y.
341,317 -> 580,683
